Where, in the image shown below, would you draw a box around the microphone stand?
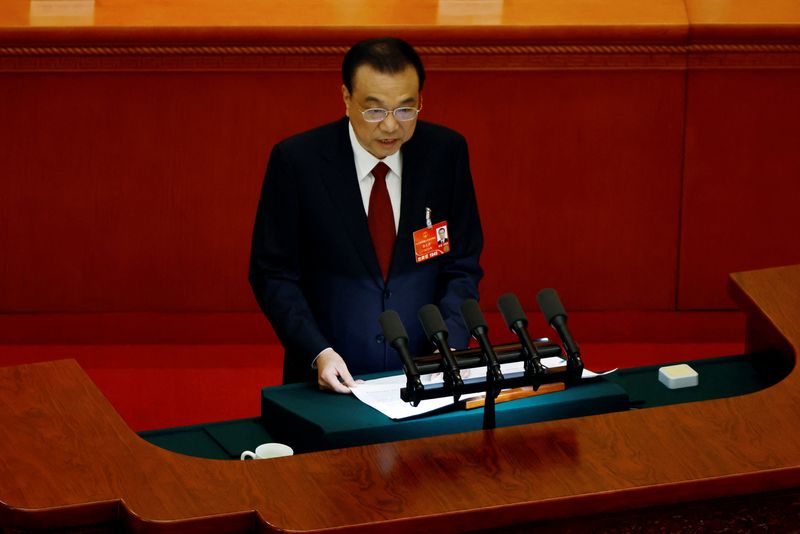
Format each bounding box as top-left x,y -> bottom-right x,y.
382,295 -> 581,432
395,342 -> 567,405
483,363 -> 496,430
459,298 -> 504,430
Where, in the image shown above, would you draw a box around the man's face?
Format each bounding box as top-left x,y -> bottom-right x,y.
342,64 -> 420,159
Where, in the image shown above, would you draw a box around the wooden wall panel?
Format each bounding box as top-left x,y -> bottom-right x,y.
677,0 -> 800,309
678,68 -> 800,309
2,0 -> 799,326
425,70 -> 685,312
0,71 -> 342,312
0,66 -> 685,314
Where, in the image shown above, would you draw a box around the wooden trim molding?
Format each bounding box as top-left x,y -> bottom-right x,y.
4,43 -> 797,56
0,43 -> 690,72
0,45 -> 686,72
1,42 -> 798,72
0,44 -> 349,56
689,43 -> 800,68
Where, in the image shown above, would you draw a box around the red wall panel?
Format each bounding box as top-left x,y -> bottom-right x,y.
679,69 -> 800,309
425,69 -> 685,311
2,17 -> 798,323
0,71 -> 342,312
0,68 -> 685,314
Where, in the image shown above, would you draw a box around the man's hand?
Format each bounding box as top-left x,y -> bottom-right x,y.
316,348 -> 357,394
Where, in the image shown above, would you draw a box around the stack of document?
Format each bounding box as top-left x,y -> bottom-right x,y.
351,358 -> 609,420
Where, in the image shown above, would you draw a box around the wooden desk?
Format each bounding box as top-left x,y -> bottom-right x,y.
1,264 -> 799,532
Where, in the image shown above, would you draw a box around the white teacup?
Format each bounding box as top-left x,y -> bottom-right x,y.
240,443 -> 294,460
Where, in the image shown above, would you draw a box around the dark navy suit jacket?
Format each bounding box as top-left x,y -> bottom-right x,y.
249,117 -> 483,383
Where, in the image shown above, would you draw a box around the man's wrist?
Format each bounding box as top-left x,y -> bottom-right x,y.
311,347 -> 333,369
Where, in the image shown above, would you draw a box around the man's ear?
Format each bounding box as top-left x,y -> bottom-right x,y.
341,85 -> 351,117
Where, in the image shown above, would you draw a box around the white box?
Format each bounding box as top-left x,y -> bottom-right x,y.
658,364 -> 699,389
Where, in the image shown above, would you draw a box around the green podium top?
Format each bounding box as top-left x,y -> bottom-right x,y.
141,351 -> 788,459
260,376 -> 629,453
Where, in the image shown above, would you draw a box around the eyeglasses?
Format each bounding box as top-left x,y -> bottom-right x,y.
360,106 -> 421,123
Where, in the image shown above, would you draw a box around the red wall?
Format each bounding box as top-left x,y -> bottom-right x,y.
1,32 -> 799,343
679,68 -> 800,309
0,72 -> 341,313
0,68 -> 687,316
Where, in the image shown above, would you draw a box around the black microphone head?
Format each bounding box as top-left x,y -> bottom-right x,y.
418,304 -> 448,340
460,299 -> 487,333
379,310 -> 408,344
536,288 -> 567,324
498,293 -> 528,329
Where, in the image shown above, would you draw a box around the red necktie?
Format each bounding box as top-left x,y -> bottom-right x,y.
368,162 -> 395,279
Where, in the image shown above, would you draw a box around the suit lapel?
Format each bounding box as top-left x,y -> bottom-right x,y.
392,134 -> 430,277
321,118 -> 385,286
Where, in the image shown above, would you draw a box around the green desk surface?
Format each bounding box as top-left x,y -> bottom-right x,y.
605,350 -> 791,409
140,351 -> 790,460
140,418 -> 275,460
260,376 -> 629,453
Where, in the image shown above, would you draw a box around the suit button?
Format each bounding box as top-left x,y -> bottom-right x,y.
383,289 -> 392,299
376,335 -> 385,344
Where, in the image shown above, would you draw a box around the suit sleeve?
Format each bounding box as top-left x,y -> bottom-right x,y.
436,135 -> 484,347
249,143 -> 329,368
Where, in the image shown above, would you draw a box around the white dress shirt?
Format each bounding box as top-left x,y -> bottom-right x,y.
348,122 -> 402,231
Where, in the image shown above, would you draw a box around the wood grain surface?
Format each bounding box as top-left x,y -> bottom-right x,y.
0,0 -> 688,35
1,3 -> 798,318
1,263 -> 799,532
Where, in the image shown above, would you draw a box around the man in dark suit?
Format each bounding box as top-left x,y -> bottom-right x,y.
249,37 -> 483,393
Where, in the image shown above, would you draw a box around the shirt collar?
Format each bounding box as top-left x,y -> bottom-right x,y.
348,121 -> 402,181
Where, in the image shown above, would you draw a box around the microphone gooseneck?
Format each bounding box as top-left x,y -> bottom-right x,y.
536,288 -> 584,383
460,299 -> 503,386
418,304 -> 464,399
497,293 -> 545,389
379,310 -> 424,404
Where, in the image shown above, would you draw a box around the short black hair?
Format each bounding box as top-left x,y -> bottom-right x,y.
342,37 -> 425,93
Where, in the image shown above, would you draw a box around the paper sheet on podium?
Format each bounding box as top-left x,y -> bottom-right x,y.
351,358 -> 609,420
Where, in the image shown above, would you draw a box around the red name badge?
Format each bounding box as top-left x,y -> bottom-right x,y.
413,221 -> 450,263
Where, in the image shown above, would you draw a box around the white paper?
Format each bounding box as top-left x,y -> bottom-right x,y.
351,357 -> 612,420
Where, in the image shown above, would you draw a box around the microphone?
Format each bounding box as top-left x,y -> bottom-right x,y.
536,288 -> 584,383
379,310 -> 424,405
497,293 -> 545,389
418,304 -> 464,398
460,299 -> 503,386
